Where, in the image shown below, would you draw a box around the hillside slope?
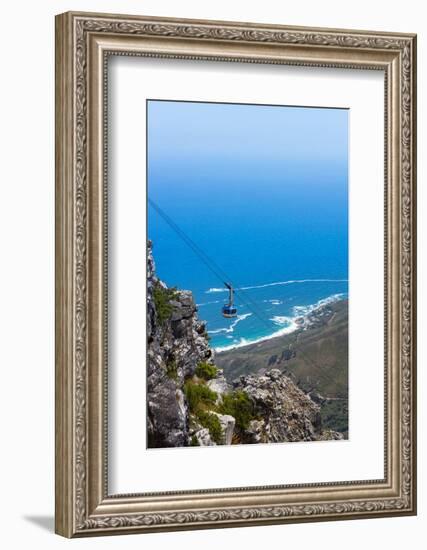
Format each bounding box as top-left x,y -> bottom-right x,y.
216,300 -> 349,436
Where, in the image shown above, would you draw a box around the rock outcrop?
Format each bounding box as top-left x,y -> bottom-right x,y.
234,369 -> 343,443
147,241 -> 343,447
147,241 -> 223,447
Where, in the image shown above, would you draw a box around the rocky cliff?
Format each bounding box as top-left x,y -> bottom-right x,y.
147,240 -> 215,447
147,241 -> 343,447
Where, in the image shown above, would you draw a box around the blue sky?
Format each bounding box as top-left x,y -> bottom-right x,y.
147,100 -> 348,292
148,100 -> 348,168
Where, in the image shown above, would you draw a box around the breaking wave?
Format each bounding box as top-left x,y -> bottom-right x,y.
206,278 -> 348,294
214,293 -> 347,352
292,293 -> 345,316
207,313 -> 252,335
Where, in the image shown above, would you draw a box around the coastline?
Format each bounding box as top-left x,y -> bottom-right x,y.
215,298 -> 349,436
214,294 -> 347,354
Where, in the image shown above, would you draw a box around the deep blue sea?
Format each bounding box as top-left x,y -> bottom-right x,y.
147,180 -> 349,351
147,101 -> 348,350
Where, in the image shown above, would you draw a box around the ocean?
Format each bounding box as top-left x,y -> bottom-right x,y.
147,186 -> 349,351
147,101 -> 348,350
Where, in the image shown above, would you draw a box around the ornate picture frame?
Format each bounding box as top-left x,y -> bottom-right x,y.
55,11 -> 417,537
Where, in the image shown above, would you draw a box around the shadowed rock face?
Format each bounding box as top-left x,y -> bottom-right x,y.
147,241 -> 216,447
147,241 -> 343,447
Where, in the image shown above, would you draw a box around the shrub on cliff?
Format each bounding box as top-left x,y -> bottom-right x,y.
219,390 -> 255,431
184,380 -> 224,444
153,283 -> 178,325
196,411 -> 223,444
183,380 -> 217,412
166,359 -> 178,381
195,362 -> 218,380
190,434 -> 200,446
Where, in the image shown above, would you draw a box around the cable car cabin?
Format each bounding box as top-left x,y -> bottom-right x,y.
148,199 -> 240,320
222,305 -> 237,318
222,283 -> 237,318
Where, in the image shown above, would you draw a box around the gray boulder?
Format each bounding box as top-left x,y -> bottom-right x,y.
212,412 -> 235,445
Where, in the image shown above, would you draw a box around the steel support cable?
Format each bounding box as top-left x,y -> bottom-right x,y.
149,198 -> 341,388
148,198 -> 271,328
148,198 -> 268,323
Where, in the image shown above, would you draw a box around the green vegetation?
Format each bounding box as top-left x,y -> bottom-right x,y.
196,411 -> 223,444
183,380 -> 217,412
184,378 -> 223,444
219,390 -> 255,431
153,283 -> 178,325
321,399 -> 348,438
195,362 -> 218,380
190,434 -> 200,446
166,360 -> 178,381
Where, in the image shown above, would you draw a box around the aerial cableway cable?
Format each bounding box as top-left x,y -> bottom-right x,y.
148,198 -> 271,329
148,198 -> 340,391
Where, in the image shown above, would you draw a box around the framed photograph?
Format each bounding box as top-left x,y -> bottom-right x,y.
55,11 -> 417,537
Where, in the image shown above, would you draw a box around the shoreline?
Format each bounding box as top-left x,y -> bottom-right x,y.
214,294 -> 347,354
215,298 -> 348,413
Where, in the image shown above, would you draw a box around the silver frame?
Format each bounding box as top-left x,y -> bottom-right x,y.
55,11 -> 417,537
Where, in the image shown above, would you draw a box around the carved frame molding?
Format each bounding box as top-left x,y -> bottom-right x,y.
55,11 -> 416,537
